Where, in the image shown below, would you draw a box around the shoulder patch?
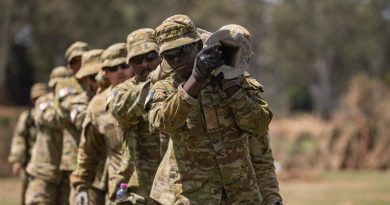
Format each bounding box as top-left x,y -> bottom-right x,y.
39,101 -> 51,111
59,87 -> 74,98
70,107 -> 80,122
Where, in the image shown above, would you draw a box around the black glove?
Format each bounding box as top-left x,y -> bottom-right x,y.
76,191 -> 89,205
192,43 -> 225,82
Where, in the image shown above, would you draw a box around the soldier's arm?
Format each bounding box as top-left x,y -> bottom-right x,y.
111,129 -> 135,200
225,76 -> 282,204
69,94 -> 89,131
107,81 -> 146,128
8,111 -> 28,164
224,75 -> 272,137
34,97 -> 63,128
71,120 -> 106,192
148,81 -> 198,135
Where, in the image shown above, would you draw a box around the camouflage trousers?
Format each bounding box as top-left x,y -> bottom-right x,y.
69,186 -> 106,205
20,169 -> 29,205
25,176 -> 69,205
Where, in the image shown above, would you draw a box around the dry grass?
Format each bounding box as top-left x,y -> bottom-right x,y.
0,177 -> 21,205
1,171 -> 389,205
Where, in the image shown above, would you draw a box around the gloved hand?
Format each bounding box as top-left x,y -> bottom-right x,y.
192,43 -> 225,82
76,191 -> 89,205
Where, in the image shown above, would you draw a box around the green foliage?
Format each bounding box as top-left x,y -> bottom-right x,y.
1,0 -> 389,113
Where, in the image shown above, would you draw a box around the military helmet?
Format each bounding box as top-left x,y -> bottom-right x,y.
48,66 -> 72,87
75,49 -> 104,79
101,43 -> 127,68
219,24 -> 251,41
127,28 -> 159,63
155,14 -> 201,54
65,41 -> 90,63
30,83 -> 49,100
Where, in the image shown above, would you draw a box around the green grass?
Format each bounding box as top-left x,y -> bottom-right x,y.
280,171 -> 390,205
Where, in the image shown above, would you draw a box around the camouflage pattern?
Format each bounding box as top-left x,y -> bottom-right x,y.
8,109 -> 36,205
71,87 -> 123,199
31,83 -> 49,100
147,71 -> 280,204
25,177 -> 69,205
101,43 -> 127,68
53,76 -> 85,171
196,28 -> 212,42
9,81 -> 48,204
53,76 -> 90,205
26,92 -> 63,184
155,14 -> 201,54
107,76 -> 161,202
126,28 -> 158,62
48,66 -> 72,87
107,29 -> 164,203
8,110 -> 37,166
65,41 -> 89,63
75,49 -> 104,79
219,24 -> 251,40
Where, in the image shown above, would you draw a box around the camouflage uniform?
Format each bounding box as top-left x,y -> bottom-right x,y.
24,67 -> 73,205
8,83 -> 49,205
56,49 -> 107,205
148,15 -> 281,205
71,48 -> 124,204
219,24 -> 282,204
25,92 -> 64,204
107,29 -> 162,204
72,86 -> 123,197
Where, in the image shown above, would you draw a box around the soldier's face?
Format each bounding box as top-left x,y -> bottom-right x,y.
129,51 -> 161,82
69,56 -> 82,74
162,42 -> 201,80
103,63 -> 134,86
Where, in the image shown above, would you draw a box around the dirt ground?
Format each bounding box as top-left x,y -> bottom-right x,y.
1,171 -> 389,205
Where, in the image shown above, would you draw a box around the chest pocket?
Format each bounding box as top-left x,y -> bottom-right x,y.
199,85 -> 235,136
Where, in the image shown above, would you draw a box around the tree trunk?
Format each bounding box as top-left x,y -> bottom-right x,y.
0,0 -> 14,104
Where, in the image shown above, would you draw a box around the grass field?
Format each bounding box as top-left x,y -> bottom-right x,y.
281,171 -> 390,205
1,171 -> 390,205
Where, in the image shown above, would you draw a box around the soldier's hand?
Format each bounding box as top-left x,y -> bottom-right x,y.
192,43 -> 225,82
76,191 -> 89,205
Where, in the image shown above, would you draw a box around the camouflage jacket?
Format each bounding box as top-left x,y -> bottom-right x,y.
71,87 -> 123,195
54,76 -> 88,171
107,76 -> 161,199
148,72 -> 281,204
8,109 -> 37,167
26,93 -> 63,184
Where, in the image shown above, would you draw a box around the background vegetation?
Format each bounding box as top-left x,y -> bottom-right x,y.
1,1 -> 390,203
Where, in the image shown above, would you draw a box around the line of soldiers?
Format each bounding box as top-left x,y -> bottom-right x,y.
8,14 -> 283,205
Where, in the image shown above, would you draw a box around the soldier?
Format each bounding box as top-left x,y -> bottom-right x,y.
24,66 -> 71,205
59,49 -> 108,205
106,28 -> 162,204
148,15 -> 282,204
8,82 -> 49,205
53,41 -> 89,205
71,43 -> 134,205
218,24 -> 283,205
